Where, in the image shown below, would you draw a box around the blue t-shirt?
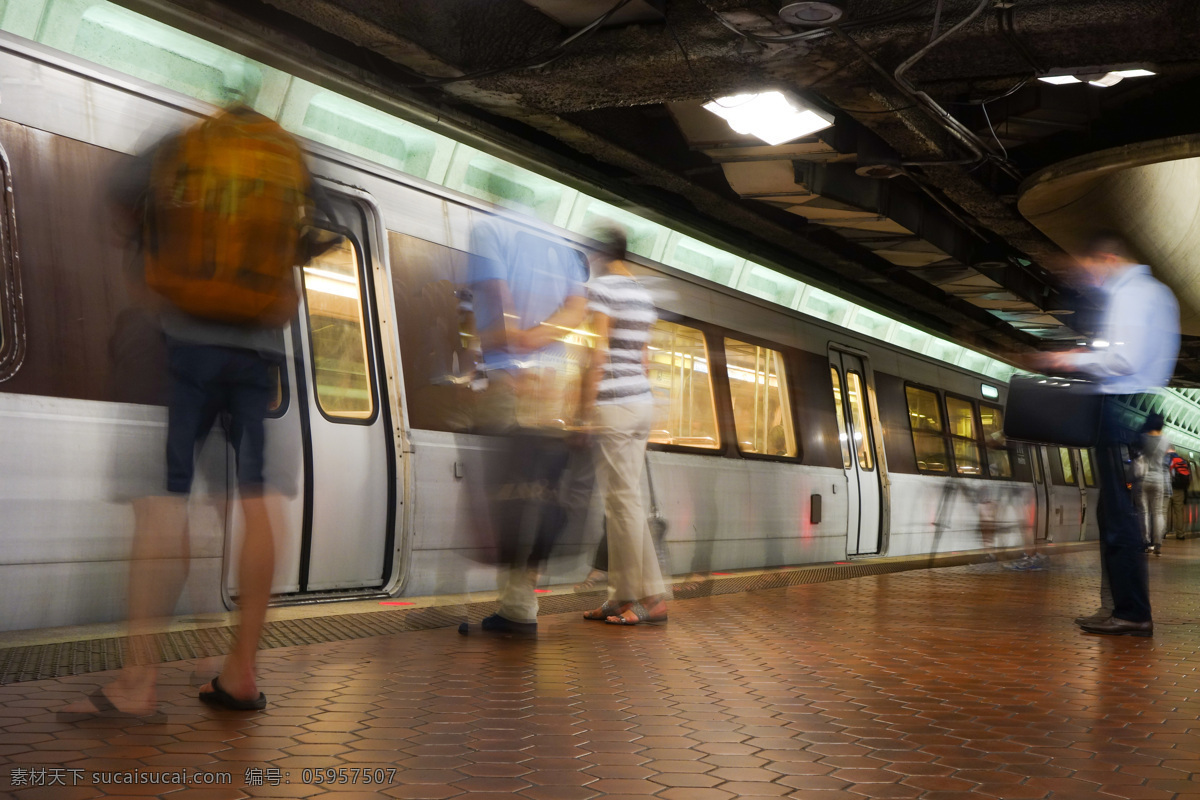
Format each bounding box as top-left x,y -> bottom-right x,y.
467,217 -> 587,372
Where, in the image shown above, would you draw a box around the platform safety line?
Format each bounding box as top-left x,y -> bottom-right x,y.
0,545 -> 1091,684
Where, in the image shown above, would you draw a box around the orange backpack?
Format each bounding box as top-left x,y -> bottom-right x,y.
144,107 -> 309,326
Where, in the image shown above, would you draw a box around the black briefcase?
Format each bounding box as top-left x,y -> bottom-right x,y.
1003,374 -> 1104,447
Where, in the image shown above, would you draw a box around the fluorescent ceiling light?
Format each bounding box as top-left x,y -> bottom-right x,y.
1088,72 -> 1124,87
1114,68 -> 1156,78
703,91 -> 834,146
1038,75 -> 1082,85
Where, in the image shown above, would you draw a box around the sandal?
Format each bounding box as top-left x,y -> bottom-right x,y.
583,600 -> 623,620
57,686 -> 166,723
606,597 -> 668,626
574,571 -> 608,593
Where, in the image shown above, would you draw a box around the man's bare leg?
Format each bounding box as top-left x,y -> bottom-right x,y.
200,490 -> 277,703
62,495 -> 189,715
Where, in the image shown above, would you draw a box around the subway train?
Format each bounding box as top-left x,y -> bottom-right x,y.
1,14 -> 1198,634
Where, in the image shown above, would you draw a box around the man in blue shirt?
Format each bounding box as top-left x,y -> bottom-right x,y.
1035,233 -> 1179,637
461,213 -> 588,636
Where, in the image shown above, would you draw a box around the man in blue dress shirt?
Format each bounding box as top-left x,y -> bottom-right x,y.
1035,232 -> 1179,637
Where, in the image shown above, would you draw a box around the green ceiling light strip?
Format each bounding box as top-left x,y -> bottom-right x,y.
0,0 -> 1082,391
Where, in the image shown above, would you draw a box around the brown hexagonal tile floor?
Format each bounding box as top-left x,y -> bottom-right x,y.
2,542 -> 1200,798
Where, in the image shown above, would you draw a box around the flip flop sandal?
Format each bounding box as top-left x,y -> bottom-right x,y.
583,600 -> 623,620
606,601 -> 647,625
573,574 -> 607,593
606,599 -> 669,626
56,687 -> 166,723
199,676 -> 266,711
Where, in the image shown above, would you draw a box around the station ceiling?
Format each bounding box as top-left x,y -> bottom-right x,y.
154,0 -> 1200,382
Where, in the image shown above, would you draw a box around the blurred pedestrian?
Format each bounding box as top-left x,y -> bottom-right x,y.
61,96 -> 333,717
580,226 -> 668,625
1134,413 -> 1169,556
1032,232 -> 1179,637
1166,445 -> 1190,537
459,209 -> 588,637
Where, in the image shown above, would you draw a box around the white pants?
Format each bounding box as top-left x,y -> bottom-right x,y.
497,564 -> 539,624
592,402 -> 665,602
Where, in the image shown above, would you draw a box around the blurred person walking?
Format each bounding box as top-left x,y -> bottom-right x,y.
459,208 -> 588,637
62,97 -> 333,717
1134,413 -> 1169,556
580,227 -> 668,626
1032,232 -> 1179,637
1166,445 -> 1190,537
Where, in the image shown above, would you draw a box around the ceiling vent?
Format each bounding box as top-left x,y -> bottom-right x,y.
779,1 -> 844,26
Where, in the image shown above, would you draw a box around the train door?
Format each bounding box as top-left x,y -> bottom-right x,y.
1043,446 -> 1083,543
1028,445 -> 1050,541
1077,448 -> 1099,540
226,192 -> 397,600
830,349 -> 885,556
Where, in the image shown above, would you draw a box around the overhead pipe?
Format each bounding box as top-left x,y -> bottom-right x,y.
831,0 -> 1021,178
890,0 -> 1023,179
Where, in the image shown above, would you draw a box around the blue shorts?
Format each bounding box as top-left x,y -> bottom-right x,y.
166,342 -> 276,495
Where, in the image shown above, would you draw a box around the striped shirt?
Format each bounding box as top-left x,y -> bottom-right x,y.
588,273 -> 657,405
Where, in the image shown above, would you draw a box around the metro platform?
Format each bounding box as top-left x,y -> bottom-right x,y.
0,542 -> 1198,800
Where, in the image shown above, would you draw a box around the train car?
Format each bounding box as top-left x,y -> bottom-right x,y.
0,9 -> 1193,634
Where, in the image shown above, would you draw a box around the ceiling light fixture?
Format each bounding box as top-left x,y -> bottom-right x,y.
702,91 -> 834,145
1087,72 -> 1125,87
778,1 -> 844,26
1038,66 -> 1157,87
1037,75 -> 1082,85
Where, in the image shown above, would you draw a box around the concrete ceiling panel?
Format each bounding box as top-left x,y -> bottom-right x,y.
1019,135 -> 1200,336
521,0 -> 665,28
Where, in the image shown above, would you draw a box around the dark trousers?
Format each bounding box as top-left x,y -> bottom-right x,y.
489,431 -> 571,568
1094,395 -> 1152,623
166,342 -> 275,494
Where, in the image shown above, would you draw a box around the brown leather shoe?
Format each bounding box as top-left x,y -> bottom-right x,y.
1080,617 -> 1153,637
1073,609 -> 1112,627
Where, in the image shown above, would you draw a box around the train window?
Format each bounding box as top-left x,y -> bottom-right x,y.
946,396 -> 982,477
265,364 -> 288,418
1057,448 -> 1076,485
905,385 -> 949,473
979,404 -> 1013,479
723,338 -> 796,457
1030,446 -> 1043,484
830,368 -> 853,469
303,236 -> 375,420
648,320 -> 720,449
0,144 -> 21,381
1079,449 -> 1096,487
845,371 -> 874,470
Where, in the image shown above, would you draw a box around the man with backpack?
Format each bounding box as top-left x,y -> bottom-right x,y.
1167,446 -> 1190,538
62,97 -> 333,718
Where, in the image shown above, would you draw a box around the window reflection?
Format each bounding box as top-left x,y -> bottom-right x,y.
724,338 -> 796,457
1079,449 -> 1095,487
647,321 -> 720,449
905,386 -> 948,474
979,404 -> 1013,479
946,396 -> 981,476
830,368 -> 852,469
303,237 -> 374,419
846,371 -> 873,471
1054,447 -> 1075,485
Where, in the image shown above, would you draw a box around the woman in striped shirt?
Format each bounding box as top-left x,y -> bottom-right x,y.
581,226 -> 668,625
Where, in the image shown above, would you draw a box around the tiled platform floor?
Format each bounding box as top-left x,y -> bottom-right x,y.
2,542 -> 1199,800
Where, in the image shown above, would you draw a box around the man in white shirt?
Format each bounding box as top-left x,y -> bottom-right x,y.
1034,233 -> 1179,637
